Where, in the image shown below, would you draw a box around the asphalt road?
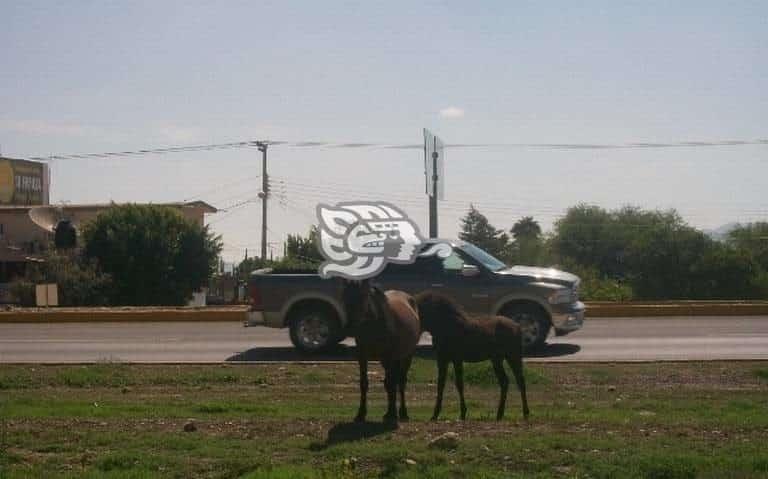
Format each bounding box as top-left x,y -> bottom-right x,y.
1,316 -> 767,363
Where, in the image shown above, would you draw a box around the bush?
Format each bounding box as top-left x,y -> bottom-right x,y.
10,249 -> 112,306
82,204 -> 222,306
557,262 -> 634,301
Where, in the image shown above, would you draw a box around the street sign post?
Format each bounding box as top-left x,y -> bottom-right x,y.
424,129 -> 445,238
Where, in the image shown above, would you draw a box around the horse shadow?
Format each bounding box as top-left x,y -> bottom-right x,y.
526,342 -> 581,358
226,344 -> 357,362
309,421 -> 398,451
227,342 -> 580,362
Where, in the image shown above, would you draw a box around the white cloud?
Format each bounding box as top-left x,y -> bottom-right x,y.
439,106 -> 465,119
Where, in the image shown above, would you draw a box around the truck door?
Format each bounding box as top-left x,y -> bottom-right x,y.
376,255 -> 441,295
429,248 -> 491,315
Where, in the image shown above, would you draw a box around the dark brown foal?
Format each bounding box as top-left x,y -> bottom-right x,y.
415,291 -> 530,421
342,280 -> 421,423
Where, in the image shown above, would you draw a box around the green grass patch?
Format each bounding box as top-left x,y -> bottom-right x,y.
1,361 -> 767,478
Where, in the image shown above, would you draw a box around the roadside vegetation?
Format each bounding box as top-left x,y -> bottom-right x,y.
11,204 -> 222,307
454,205 -> 768,301
236,205 -> 768,302
1,361 -> 767,478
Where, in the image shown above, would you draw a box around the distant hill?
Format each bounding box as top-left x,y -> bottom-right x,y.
703,222 -> 740,241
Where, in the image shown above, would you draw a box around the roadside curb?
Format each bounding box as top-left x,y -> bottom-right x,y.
586,302 -> 768,317
0,308 -> 248,323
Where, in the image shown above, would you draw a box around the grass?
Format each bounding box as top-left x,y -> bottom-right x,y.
0,360 -> 767,478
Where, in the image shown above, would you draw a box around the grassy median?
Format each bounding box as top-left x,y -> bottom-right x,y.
1,360 -> 767,478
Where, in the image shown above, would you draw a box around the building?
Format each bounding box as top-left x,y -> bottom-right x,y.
0,156 -> 50,206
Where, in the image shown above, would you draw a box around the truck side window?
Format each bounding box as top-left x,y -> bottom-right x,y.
442,251 -> 464,274
382,256 -> 442,276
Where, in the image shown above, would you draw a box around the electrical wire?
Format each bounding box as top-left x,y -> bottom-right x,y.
20,137 -> 768,162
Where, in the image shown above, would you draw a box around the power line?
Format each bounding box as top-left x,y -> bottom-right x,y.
20,137 -> 768,162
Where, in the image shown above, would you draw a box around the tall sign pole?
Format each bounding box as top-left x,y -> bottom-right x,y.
424,129 -> 443,238
429,137 -> 439,238
256,141 -> 269,260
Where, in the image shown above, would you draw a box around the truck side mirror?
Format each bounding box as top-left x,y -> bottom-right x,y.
461,264 -> 480,277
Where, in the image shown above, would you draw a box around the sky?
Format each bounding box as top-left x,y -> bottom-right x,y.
2,1 -> 767,261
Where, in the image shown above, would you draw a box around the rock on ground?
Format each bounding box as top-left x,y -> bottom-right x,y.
429,432 -> 459,450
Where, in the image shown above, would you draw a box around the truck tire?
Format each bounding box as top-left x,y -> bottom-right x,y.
500,303 -> 550,352
288,307 -> 341,353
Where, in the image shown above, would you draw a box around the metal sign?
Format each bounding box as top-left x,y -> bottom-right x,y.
0,157 -> 50,205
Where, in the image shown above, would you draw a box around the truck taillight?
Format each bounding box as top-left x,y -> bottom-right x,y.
248,284 -> 263,310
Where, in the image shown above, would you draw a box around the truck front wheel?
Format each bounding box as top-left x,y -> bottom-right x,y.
288,308 -> 341,353
500,303 -> 550,352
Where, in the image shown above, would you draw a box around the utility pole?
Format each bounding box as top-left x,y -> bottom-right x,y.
429,137 -> 439,238
256,142 -> 269,260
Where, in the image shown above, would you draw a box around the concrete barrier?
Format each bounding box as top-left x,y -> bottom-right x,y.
1,302 -> 767,323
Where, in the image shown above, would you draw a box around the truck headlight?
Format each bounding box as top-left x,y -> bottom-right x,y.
548,288 -> 573,304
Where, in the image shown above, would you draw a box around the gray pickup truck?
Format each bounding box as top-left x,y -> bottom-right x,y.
245,239 -> 585,353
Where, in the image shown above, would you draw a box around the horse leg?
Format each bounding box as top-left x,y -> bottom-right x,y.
398,356 -> 412,421
354,358 -> 368,422
431,357 -> 448,421
382,359 -> 398,423
453,360 -> 467,420
507,354 -> 530,419
491,357 -> 509,420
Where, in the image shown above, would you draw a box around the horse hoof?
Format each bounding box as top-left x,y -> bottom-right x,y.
430,416 -> 439,422
354,415 -> 366,423
399,415 -> 410,422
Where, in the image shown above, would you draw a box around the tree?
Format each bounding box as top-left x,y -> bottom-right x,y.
511,216 -> 541,241
626,222 -> 764,300
510,216 -> 545,265
82,204 -> 222,306
285,226 -> 323,263
728,222 -> 768,268
459,205 -> 510,260
552,204 -> 684,278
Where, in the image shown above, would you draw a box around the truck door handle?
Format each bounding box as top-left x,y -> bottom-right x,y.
430,283 -> 444,288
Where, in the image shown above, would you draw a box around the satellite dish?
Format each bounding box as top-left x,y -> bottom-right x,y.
29,206 -> 80,233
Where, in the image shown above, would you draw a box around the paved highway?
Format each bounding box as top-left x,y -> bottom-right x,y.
1,316 -> 767,363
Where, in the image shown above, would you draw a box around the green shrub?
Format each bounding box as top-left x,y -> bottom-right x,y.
10,249 -> 112,306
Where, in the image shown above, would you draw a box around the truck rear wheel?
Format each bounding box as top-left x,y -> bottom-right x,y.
288,307 -> 341,353
500,303 -> 550,352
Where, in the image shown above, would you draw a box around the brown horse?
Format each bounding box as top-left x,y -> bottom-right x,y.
415,291 -> 530,421
342,280 -> 421,423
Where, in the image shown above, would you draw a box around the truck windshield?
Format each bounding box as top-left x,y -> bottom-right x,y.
460,243 -> 507,272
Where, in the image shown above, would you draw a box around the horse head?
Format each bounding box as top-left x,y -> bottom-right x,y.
414,291 -> 464,334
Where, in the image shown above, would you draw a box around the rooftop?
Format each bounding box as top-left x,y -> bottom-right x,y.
0,200 -> 217,214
